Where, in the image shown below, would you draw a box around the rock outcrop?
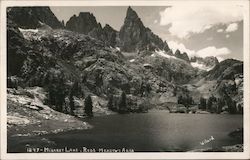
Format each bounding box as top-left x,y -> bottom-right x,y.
119,7 -> 170,52
190,56 -> 219,70
7,7 -> 63,29
205,59 -> 243,80
102,24 -> 118,47
66,13 -> 118,47
65,7 -> 170,52
66,12 -> 100,35
174,49 -> 190,62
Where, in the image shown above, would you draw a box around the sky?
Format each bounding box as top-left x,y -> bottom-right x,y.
50,5 -> 243,61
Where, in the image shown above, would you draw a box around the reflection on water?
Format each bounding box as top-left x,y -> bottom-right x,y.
8,111 -> 243,152
47,112 -> 243,152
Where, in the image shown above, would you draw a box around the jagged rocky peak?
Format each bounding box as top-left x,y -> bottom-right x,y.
191,56 -> 219,65
102,24 -> 118,47
103,24 -> 116,31
174,49 -> 190,62
7,7 -> 63,29
65,13 -> 118,47
66,12 -> 100,34
126,6 -> 140,20
119,6 -> 170,53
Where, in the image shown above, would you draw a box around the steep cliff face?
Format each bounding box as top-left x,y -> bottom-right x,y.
119,7 -> 170,52
102,24 -> 118,47
205,59 -> 243,80
66,12 -> 100,35
7,7 -> 63,29
65,13 -> 118,47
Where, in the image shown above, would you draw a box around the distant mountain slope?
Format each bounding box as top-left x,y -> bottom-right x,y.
190,56 -> 219,71
174,49 -> 190,62
205,59 -> 243,80
7,7 -> 63,29
6,6 -> 244,115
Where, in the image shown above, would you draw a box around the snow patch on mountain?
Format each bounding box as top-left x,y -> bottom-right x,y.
155,50 -> 177,59
19,28 -> 38,33
191,61 -> 215,71
18,28 -> 43,41
129,59 -> 135,62
116,47 -> 121,51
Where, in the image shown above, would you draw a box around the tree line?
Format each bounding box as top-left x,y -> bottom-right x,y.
44,73 -> 95,117
198,94 -> 242,114
177,93 -> 242,114
107,91 -> 129,114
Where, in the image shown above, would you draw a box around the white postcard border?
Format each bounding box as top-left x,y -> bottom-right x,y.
0,0 -> 249,159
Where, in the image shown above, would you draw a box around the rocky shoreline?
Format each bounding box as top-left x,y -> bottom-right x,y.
7,87 -> 92,138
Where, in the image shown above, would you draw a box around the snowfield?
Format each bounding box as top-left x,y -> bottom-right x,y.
191,61 -> 215,71
155,50 -> 177,59
18,28 -> 39,33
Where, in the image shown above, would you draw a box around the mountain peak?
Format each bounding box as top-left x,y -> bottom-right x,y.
174,50 -> 190,62
66,12 -> 99,34
7,7 -> 63,29
126,6 -> 139,20
119,6 -> 170,53
79,12 -> 95,18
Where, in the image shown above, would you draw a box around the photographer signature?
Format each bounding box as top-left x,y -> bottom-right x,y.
200,136 -> 215,145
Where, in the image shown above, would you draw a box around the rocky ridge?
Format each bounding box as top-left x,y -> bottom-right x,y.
66,12 -> 118,47
7,7 -> 63,29
7,6 -> 244,116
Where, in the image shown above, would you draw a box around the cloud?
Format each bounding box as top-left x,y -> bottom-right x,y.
217,29 -> 224,33
168,41 -> 195,56
225,23 -> 238,32
159,5 -> 243,38
226,34 -> 230,38
154,19 -> 158,24
207,37 -> 213,41
168,41 -> 231,58
196,46 -> 231,58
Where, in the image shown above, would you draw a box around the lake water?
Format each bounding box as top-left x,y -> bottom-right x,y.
44,111 -> 243,152
8,111 -> 243,152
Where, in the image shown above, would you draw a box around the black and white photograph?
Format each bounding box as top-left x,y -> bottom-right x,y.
0,0 -> 249,159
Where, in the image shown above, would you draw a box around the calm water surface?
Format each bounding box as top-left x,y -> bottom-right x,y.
45,112 -> 243,152
8,111 -> 243,152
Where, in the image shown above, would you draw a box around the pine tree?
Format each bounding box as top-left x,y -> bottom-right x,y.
199,97 -> 206,110
55,77 -> 66,112
217,98 -> 224,114
118,91 -> 127,113
107,94 -> 114,111
173,87 -> 177,96
69,92 -> 75,115
177,95 -> 183,104
145,83 -> 151,96
225,94 -> 237,114
71,81 -> 83,97
84,95 -> 93,117
237,104 -> 243,114
207,97 -> 213,111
